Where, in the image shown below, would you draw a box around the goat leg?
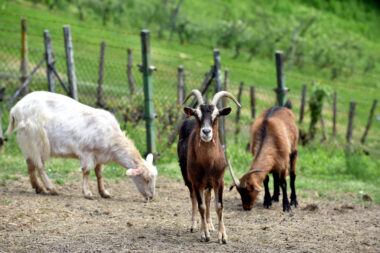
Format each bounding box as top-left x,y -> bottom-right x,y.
290,150 -> 298,207
280,176 -> 291,212
271,171 -> 280,202
195,188 -> 210,242
263,175 -> 272,208
215,184 -> 227,244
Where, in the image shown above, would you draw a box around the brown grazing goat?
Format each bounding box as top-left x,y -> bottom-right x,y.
178,90 -> 240,243
229,105 -> 298,211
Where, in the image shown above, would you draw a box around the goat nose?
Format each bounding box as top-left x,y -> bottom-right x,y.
202,129 -> 211,135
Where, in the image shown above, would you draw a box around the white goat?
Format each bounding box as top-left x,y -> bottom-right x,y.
6,91 -> 157,200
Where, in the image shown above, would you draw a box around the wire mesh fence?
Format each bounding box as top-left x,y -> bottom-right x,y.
0,18 -> 379,157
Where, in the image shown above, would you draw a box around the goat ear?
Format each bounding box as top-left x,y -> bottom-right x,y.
229,183 -> 236,191
146,153 -> 154,164
183,107 -> 196,117
219,107 -> 232,116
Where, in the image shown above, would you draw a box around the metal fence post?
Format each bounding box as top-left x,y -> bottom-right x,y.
140,30 -> 157,155
20,17 -> 28,95
213,49 -> 226,151
63,25 -> 78,100
44,30 -> 55,92
274,51 -> 288,106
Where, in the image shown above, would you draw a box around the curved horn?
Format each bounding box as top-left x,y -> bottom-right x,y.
239,169 -> 262,189
211,91 -> 241,108
182,89 -> 204,106
227,159 -> 240,188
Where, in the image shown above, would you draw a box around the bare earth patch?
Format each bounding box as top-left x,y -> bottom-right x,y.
0,174 -> 379,252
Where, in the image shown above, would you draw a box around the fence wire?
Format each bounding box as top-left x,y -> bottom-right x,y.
0,24 -> 379,157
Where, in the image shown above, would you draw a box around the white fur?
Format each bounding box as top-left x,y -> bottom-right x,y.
7,91 -> 157,199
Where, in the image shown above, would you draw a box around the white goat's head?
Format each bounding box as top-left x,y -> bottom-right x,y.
126,153 -> 157,201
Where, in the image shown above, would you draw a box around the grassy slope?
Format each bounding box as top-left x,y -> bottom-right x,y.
0,0 -> 379,203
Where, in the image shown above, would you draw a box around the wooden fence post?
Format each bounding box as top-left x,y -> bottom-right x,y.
332,91 -> 337,140
299,84 -> 306,124
20,17 -> 28,95
222,68 -> 229,108
44,30 -> 55,92
177,65 -> 185,106
127,48 -> 135,95
97,41 -> 105,107
140,30 -> 157,155
320,113 -> 326,142
346,101 -> 356,144
274,51 -> 289,106
250,85 -> 256,120
213,49 -> 226,152
63,25 -> 78,100
361,99 -> 377,144
235,82 -> 244,142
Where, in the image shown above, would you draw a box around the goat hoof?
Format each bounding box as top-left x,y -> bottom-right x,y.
272,195 -> 279,202
290,199 -> 298,207
34,186 -> 46,194
200,235 -> 209,242
263,199 -> 272,209
100,190 -> 111,198
283,204 -> 291,212
84,192 -> 94,200
218,233 -> 228,244
190,228 -> 195,233
48,188 -> 58,195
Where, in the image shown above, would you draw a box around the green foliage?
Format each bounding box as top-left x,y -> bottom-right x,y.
308,83 -> 330,139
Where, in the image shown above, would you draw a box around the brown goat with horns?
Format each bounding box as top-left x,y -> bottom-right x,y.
177,90 -> 240,243
229,105 -> 299,212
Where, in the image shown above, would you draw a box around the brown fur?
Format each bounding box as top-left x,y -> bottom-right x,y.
234,107 -> 299,211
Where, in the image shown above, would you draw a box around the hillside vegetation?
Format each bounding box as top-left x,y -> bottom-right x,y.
0,0 -> 379,203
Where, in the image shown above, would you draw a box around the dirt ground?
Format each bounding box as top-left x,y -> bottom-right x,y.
0,174 -> 379,253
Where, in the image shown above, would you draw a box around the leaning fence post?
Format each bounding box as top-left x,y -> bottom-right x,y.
346,101 -> 356,145
361,99 -> 377,144
177,65 -> 185,106
63,25 -> 78,100
235,82 -> 244,142
97,41 -> 105,107
213,49 -> 226,152
140,30 -> 157,155
274,51 -> 289,106
44,30 -> 55,92
127,48 -> 135,95
332,91 -> 337,140
299,84 -> 306,124
20,17 -> 28,95
250,85 -> 256,120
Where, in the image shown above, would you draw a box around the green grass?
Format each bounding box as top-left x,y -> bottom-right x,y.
0,0 -> 379,205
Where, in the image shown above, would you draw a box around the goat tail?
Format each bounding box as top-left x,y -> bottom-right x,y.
6,114 -> 15,135
284,100 -> 292,109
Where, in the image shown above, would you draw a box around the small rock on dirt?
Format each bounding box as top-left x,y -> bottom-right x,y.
302,204 -> 319,212
362,194 -> 373,202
